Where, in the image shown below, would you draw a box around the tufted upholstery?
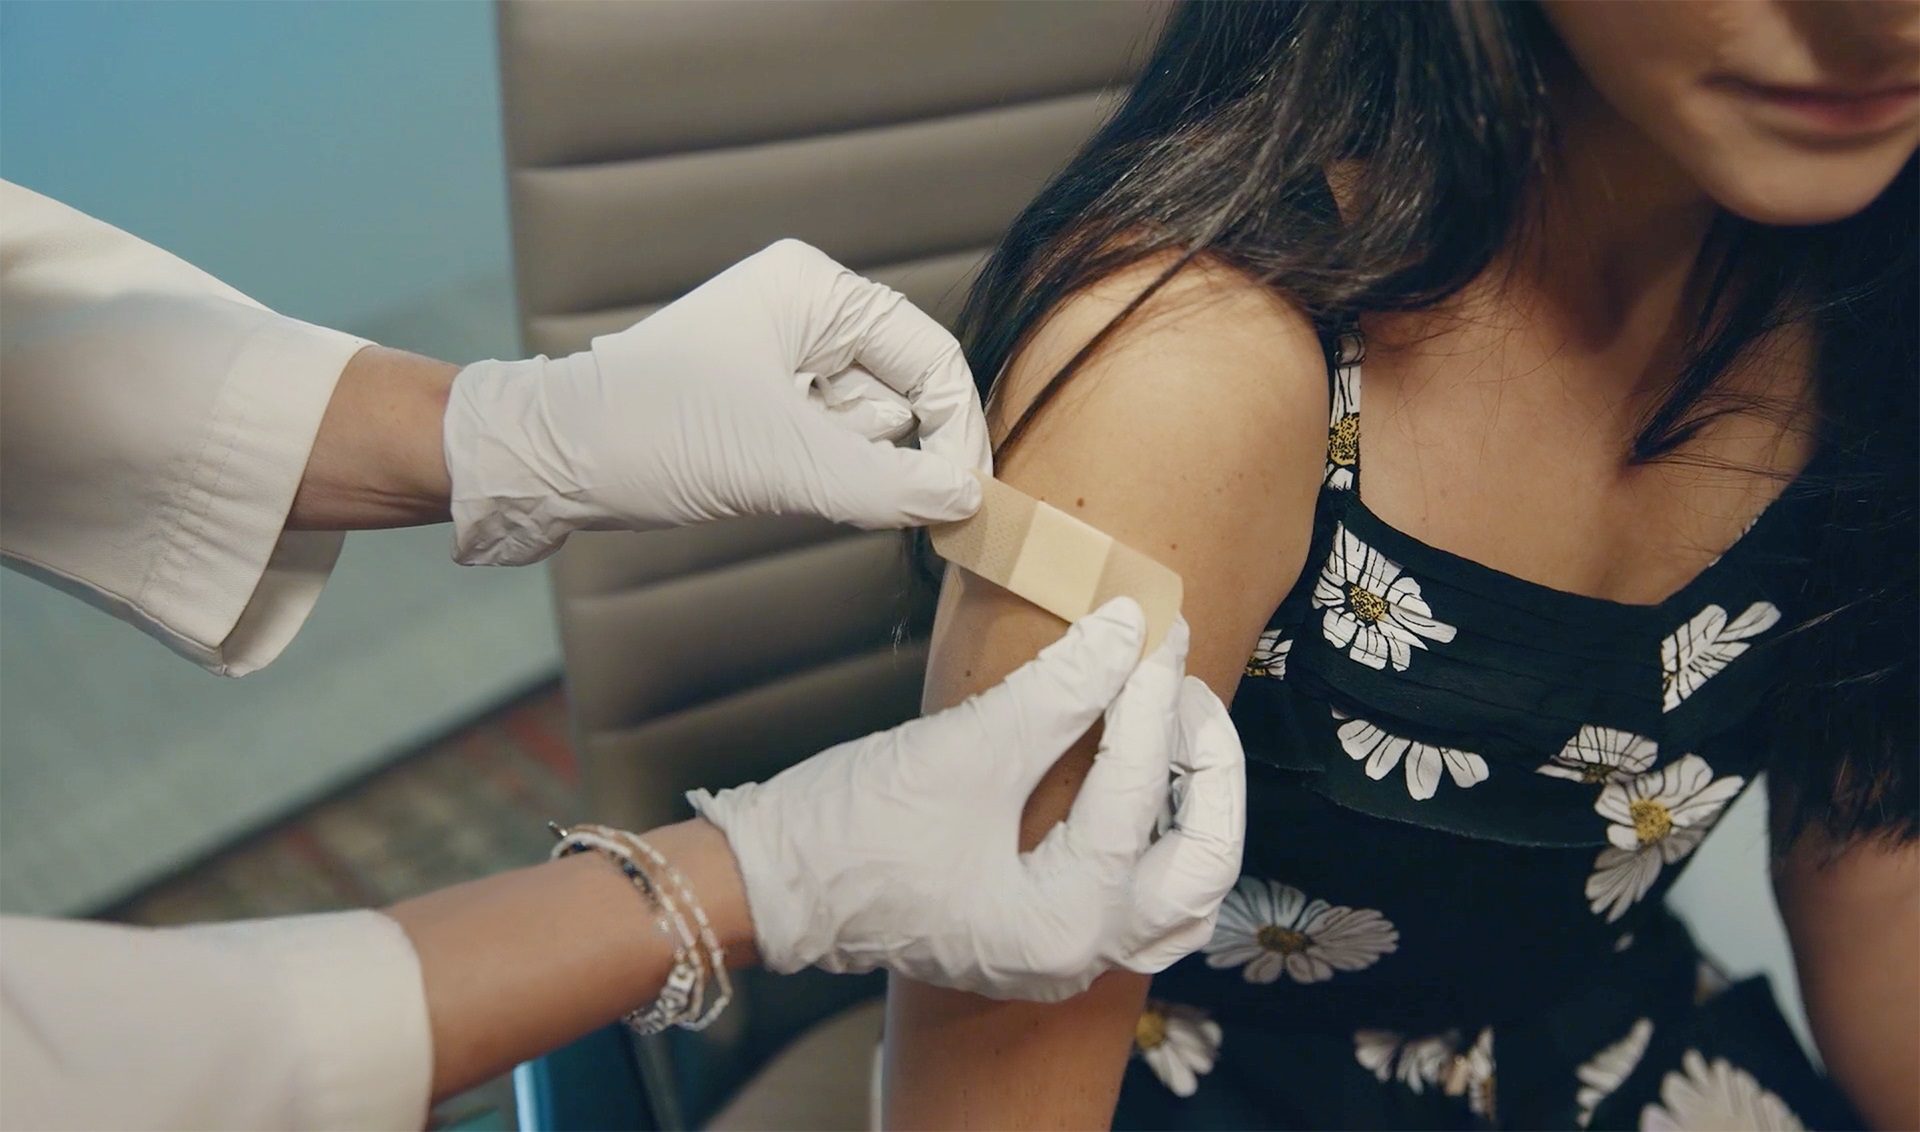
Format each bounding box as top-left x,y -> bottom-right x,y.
495,1 -> 1164,1125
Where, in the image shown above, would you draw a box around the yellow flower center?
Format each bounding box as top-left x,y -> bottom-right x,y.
1328,414 -> 1360,466
1134,1009 -> 1168,1051
1257,924 -> 1310,955
1630,798 -> 1673,845
1346,583 -> 1389,625
1579,763 -> 1612,784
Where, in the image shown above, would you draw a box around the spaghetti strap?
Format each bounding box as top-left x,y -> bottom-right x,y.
1323,327 -> 1363,492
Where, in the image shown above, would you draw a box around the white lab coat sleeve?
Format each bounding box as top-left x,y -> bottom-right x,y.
0,180 -> 373,676
0,911 -> 433,1131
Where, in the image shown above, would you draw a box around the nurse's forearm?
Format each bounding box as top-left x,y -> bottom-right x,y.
289,345 -> 456,529
385,818 -> 758,1102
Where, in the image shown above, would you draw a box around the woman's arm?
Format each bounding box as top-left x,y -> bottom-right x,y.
883,257 -> 1330,1129
1773,822 -> 1920,1131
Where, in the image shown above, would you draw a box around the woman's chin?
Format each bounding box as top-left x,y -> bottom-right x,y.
1700,150 -> 1916,227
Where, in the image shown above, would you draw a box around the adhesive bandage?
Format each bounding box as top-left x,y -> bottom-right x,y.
930,474 -> 1184,656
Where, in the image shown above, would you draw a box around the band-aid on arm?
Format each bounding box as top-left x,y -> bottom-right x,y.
930,473 -> 1184,656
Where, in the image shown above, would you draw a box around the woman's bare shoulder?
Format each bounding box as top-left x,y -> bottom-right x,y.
978,250 -> 1333,689
989,250 -> 1330,459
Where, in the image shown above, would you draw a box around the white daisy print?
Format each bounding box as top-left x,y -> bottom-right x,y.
1356,1026 -> 1495,1118
1246,629 -> 1292,679
1447,1026 -> 1497,1121
1204,877 -> 1398,984
1314,525 -> 1457,671
1354,1029 -> 1456,1093
1587,834 -> 1707,925
1597,755 -> 1745,854
1133,999 -> 1222,1099
1575,1018 -> 1653,1128
1538,725 -> 1659,785
1585,755 -> 1745,922
1661,601 -> 1781,712
1641,1049 -> 1804,1131
1334,708 -> 1489,800
1325,359 -> 1360,490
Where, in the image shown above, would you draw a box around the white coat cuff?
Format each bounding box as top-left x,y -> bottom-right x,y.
203,910 -> 434,1130
144,318 -> 369,676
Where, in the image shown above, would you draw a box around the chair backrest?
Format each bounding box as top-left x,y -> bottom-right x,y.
494,1 -> 1164,1123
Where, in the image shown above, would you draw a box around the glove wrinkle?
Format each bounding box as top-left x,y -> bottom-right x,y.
443,240 -> 985,564
692,602 -> 1245,1001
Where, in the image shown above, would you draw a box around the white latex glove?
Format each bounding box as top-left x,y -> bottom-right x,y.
689,600 -> 1247,1003
443,239 -> 992,565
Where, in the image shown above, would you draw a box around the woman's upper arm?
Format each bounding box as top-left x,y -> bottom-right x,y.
1774,823 -> 1920,1130
882,258 -> 1328,1129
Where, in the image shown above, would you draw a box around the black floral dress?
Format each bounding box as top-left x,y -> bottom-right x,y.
1113,335 -> 1860,1131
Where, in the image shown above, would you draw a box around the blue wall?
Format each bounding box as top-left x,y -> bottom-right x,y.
1,0 -> 551,916
1,0 -> 512,335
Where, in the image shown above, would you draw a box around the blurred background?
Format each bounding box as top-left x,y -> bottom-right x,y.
0,2 -> 1821,1128
0,0 -> 559,922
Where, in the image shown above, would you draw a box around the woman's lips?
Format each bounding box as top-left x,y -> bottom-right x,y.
1713,76 -> 1920,138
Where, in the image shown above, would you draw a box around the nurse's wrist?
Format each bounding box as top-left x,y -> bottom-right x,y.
290,344 -> 456,530
640,818 -> 761,970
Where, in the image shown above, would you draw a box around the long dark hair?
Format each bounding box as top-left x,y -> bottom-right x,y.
955,1 -> 1916,847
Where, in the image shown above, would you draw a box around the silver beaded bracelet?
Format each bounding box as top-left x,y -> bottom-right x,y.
546,822 -> 719,1034
609,828 -> 733,1031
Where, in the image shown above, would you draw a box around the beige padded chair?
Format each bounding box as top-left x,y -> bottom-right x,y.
495,2 -> 1164,1126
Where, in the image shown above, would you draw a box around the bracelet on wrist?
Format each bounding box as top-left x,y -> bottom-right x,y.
547,821 -> 728,1034
609,827 -> 734,1030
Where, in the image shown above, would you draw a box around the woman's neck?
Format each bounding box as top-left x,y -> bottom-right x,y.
1488,57 -> 1724,394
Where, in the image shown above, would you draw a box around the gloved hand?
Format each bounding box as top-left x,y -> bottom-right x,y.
689,600 -> 1248,1003
443,239 -> 992,565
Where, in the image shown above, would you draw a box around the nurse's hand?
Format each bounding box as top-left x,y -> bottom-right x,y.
689,601 -> 1248,1003
441,239 -> 990,565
